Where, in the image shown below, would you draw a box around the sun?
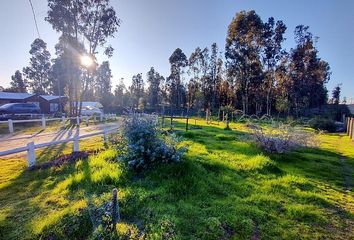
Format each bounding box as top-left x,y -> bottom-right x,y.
81,55 -> 94,67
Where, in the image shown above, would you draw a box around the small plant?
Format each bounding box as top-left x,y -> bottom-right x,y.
308,117 -> 336,132
113,114 -> 187,171
253,123 -> 316,153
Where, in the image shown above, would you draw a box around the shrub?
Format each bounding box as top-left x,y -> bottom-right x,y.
253,123 -> 316,153
113,114 -> 186,171
308,117 -> 336,132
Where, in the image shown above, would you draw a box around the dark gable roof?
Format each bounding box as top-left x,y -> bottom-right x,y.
0,92 -> 35,100
39,95 -> 66,101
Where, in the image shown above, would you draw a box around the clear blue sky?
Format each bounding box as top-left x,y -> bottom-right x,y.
0,0 -> 353,100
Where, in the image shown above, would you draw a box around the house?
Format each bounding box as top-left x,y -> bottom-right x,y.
0,91 -> 39,106
39,95 -> 67,113
0,92 -> 67,114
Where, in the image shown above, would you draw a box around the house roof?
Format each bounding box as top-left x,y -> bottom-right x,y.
39,95 -> 66,101
0,91 -> 35,100
73,101 -> 103,108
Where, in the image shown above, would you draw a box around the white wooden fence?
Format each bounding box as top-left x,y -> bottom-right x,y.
0,114 -> 117,134
0,126 -> 119,168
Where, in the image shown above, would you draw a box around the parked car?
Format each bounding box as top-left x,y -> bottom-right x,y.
80,106 -> 103,116
0,103 -> 41,115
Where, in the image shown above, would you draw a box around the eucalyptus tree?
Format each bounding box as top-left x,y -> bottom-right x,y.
331,84 -> 341,105
187,47 -> 203,110
23,38 -> 52,94
146,67 -> 164,109
288,25 -> 330,115
46,0 -> 120,115
95,61 -> 113,108
262,17 -> 286,115
167,48 -> 188,109
114,78 -> 126,107
130,74 -> 144,109
225,10 -> 264,114
10,70 -> 27,93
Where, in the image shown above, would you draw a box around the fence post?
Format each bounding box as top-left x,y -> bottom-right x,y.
27,141 -> 36,168
8,119 -> 13,133
86,116 -> 89,126
350,118 -> 353,139
170,115 -> 173,130
186,116 -> 189,131
61,116 -> 65,126
112,188 -> 120,224
41,116 -> 46,130
103,128 -> 108,145
73,135 -> 79,152
76,116 -> 80,126
347,117 -> 350,135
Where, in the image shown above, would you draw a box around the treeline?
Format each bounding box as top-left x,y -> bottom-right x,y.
4,7 -> 332,117
113,11 -> 331,116
3,0 -> 120,117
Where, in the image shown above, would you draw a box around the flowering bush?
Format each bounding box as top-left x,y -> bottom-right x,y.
113,114 -> 186,171
253,123 -> 316,153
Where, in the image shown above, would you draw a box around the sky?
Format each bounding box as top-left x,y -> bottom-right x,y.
0,0 -> 353,100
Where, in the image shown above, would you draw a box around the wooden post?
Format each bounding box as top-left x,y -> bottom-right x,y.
350,118 -> 353,139
61,116 -> 65,126
112,188 -> 120,225
76,116 -> 80,126
41,116 -> 46,130
349,118 -> 354,139
103,128 -> 108,145
27,141 -> 36,168
186,116 -> 189,131
170,114 -> 173,130
86,116 -> 89,126
8,119 -> 13,133
346,117 -> 350,135
73,135 -> 79,152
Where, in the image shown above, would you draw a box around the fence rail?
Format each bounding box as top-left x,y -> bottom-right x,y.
0,126 -> 119,168
0,114 -> 117,134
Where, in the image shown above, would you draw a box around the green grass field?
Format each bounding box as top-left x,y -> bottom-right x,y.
0,119 -> 353,239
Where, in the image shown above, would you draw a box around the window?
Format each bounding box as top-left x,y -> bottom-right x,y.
50,103 -> 59,112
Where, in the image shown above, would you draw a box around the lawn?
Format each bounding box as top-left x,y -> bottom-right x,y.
0,119 -> 353,239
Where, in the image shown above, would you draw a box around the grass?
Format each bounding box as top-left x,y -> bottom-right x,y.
0,119 -> 353,239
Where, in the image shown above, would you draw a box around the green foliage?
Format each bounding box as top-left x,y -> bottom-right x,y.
308,117 -> 336,132
116,114 -> 186,171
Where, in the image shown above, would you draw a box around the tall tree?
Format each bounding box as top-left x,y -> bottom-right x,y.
95,61 -> 113,108
225,10 -> 264,114
46,0 -> 120,115
10,70 -> 27,93
288,25 -> 330,115
23,38 -> 52,94
114,78 -> 127,107
262,17 -> 286,115
146,67 -> 164,109
52,35 -> 87,116
130,74 -> 144,108
331,84 -> 341,105
166,48 -> 188,109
